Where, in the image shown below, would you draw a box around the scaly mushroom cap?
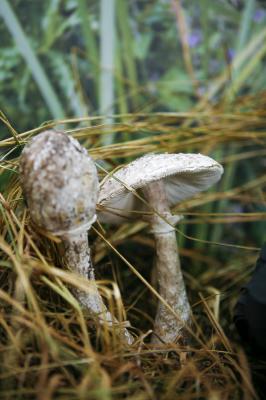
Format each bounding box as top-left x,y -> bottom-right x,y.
20,130 -> 99,235
98,153 -> 223,224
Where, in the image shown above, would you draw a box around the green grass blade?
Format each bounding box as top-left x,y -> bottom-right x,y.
199,0 -> 210,79
235,0 -> 256,53
117,0 -> 138,110
77,0 -> 99,104
197,28 -> 266,106
48,52 -> 88,118
226,41 -> 266,100
115,42 -> 128,116
100,0 -> 115,145
0,0 -> 65,120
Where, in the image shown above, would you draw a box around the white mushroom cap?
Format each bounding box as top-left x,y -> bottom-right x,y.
20,130 -> 99,235
98,153 -> 223,224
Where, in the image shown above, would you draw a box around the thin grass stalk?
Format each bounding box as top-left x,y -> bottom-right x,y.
192,201 -> 216,253
100,0 -> 115,145
115,41 -> 128,116
117,0 -> 138,110
171,0 -> 199,97
199,0 -> 210,80
235,0 -> 256,54
77,0 -> 99,104
0,0 -> 65,120
197,28 -> 266,107
228,0 -> 257,99
0,111 -> 20,145
49,52 -> 88,118
226,42 -> 266,100
115,39 -> 130,143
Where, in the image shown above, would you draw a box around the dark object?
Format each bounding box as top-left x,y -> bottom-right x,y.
234,243 -> 266,353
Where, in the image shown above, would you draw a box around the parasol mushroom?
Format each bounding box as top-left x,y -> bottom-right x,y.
20,130 -> 133,345
98,153 -> 223,343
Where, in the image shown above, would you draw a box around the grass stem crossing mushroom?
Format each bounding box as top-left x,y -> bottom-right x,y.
20,130 -> 133,345
98,153 -> 224,343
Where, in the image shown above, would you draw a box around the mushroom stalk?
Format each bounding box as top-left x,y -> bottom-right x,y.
63,232 -> 134,344
63,231 -> 107,314
63,231 -> 134,345
143,180 -> 191,343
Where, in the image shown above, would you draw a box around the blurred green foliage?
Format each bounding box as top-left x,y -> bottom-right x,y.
0,0 -> 266,130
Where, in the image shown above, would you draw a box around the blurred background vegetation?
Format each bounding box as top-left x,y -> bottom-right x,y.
0,0 -> 266,398
0,0 -> 265,125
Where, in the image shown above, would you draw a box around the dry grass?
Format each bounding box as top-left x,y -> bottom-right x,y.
0,92 -> 266,399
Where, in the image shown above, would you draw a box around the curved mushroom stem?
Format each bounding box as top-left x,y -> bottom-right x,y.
142,181 -> 191,344
63,231 -> 134,345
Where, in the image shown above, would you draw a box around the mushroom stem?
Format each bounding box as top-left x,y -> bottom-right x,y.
142,180 -> 191,343
63,231 -> 134,345
63,231 -> 106,313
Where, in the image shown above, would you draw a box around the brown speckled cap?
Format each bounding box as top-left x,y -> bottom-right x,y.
98,153 -> 223,224
20,130 -> 99,235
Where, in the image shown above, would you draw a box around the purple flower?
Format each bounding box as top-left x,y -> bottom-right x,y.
188,31 -> 202,48
253,9 -> 266,23
227,48 -> 235,62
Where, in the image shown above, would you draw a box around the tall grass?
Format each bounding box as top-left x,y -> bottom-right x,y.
100,0 -> 115,145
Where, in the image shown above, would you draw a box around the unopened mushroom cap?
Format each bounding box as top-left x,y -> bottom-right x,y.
20,130 -> 99,235
98,153 -> 223,224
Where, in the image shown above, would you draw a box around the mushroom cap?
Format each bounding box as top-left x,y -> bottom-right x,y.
98,153 -> 223,224
20,130 -> 99,235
